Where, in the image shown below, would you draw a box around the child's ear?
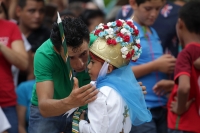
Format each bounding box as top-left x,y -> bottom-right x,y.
177,18 -> 184,31
107,64 -> 114,74
129,0 -> 138,9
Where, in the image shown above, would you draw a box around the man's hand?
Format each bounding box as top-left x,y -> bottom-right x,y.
153,80 -> 174,96
67,77 -> 98,108
194,57 -> 200,70
170,96 -> 195,115
139,82 -> 147,95
154,54 -> 176,74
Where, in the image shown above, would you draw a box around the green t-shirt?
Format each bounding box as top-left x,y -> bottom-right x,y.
31,39 -> 91,110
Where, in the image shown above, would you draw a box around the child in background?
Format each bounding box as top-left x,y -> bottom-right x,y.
127,0 -> 176,132
78,19 -> 152,133
168,1 -> 200,133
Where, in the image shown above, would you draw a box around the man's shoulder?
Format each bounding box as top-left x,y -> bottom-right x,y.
34,39 -> 56,59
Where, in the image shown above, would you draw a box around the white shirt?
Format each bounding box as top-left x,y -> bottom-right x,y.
79,86 -> 132,133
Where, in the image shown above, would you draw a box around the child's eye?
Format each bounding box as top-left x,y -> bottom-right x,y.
144,7 -> 152,11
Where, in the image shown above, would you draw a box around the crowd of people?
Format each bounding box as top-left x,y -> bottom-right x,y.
0,0 -> 200,133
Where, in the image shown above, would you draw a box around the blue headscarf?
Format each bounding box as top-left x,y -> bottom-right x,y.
96,66 -> 152,126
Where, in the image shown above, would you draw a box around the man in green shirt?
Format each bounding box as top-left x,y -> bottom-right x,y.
29,17 -> 99,133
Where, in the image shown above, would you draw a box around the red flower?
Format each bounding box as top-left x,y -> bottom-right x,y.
126,21 -> 133,27
107,39 -> 117,45
94,29 -> 101,36
134,29 -> 139,36
117,32 -> 124,38
123,35 -> 130,42
107,39 -> 112,45
136,44 -> 141,49
126,52 -> 131,59
111,39 -> 117,45
116,20 -> 123,27
103,25 -> 109,29
130,50 -> 135,56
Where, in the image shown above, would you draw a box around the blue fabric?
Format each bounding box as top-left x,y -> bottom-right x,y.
2,106 -> 19,133
96,66 -> 152,126
28,105 -> 73,133
16,80 -> 35,123
116,1 -> 180,58
128,22 -> 168,108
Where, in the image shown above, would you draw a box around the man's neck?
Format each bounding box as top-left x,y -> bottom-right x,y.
18,23 -> 32,38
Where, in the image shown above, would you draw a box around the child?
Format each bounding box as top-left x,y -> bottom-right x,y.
167,1 -> 200,133
78,19 -> 152,133
127,0 -> 176,132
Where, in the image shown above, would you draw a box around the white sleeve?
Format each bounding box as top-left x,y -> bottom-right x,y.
79,91 -> 109,133
22,34 -> 31,51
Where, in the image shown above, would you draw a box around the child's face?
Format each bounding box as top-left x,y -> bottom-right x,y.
87,59 -> 103,81
133,0 -> 164,26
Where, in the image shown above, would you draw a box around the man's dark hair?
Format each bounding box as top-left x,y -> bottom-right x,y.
18,0 -> 44,8
79,9 -> 105,27
0,2 -> 8,19
179,0 -> 200,35
50,17 -> 90,52
135,0 -> 164,6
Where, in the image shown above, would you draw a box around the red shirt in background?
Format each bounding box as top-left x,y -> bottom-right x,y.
168,43 -> 200,133
0,19 -> 22,107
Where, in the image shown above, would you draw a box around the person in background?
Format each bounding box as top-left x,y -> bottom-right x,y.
0,3 -> 28,133
0,0 -> 31,88
79,9 -> 105,32
16,45 -> 38,133
116,0 -> 180,58
127,0 -> 176,132
168,1 -> 200,132
16,0 -> 50,83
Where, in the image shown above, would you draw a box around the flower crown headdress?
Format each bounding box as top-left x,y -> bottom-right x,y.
93,19 -> 142,61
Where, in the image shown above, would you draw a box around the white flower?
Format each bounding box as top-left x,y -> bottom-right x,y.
99,23 -> 104,26
98,25 -> 104,29
120,28 -> 128,34
107,22 -> 112,27
126,31 -> 131,36
134,25 -> 138,29
119,19 -> 125,23
132,55 -> 139,60
105,28 -> 114,35
121,47 -> 129,55
105,34 -> 113,39
122,55 -> 126,59
121,47 -> 128,53
136,39 -> 140,44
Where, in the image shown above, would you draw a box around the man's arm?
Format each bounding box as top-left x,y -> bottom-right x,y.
37,77 -> 98,117
16,105 -> 27,133
132,54 -> 176,78
0,40 -> 28,70
194,57 -> 200,70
